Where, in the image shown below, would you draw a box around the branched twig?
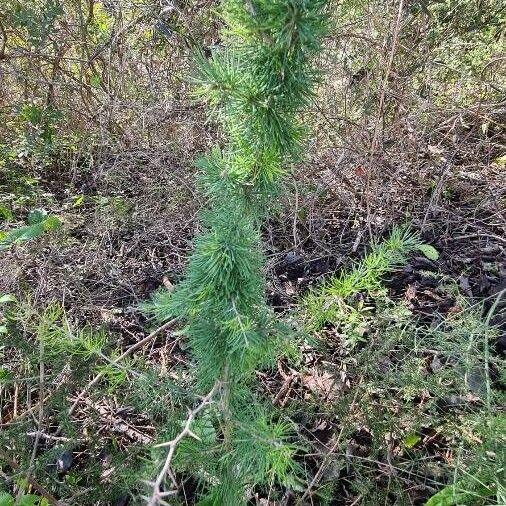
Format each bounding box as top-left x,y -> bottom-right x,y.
365,0 -> 405,238
143,381 -> 221,506
26,431 -> 76,442
17,336 -> 45,503
369,0 -> 405,158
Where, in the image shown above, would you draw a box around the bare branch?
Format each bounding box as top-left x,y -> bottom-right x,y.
146,381 -> 221,506
0,17 -> 7,59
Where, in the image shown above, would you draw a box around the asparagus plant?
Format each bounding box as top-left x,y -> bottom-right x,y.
147,1 -> 328,503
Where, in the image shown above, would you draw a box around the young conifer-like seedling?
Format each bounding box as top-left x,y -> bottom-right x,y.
145,1 -> 328,503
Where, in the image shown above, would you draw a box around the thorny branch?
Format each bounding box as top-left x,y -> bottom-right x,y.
143,381 -> 221,506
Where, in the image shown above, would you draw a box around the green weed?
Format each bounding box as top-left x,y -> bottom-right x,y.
303,226 -> 423,342
301,279 -> 505,504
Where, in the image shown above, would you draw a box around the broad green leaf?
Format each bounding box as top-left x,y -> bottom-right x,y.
73,195 -> 85,207
0,224 -> 45,248
0,493 -> 14,506
14,223 -> 45,241
0,214 -> 60,252
425,485 -> 465,506
417,244 -> 439,261
0,294 -> 17,304
403,433 -> 421,448
426,478 -> 496,506
0,207 -> 14,222
493,155 -> 506,167
18,495 -> 42,506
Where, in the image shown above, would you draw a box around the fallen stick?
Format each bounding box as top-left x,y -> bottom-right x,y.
68,318 -> 179,416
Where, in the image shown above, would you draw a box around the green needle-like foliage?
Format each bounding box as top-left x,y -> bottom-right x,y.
156,0 -> 328,382
192,0 -> 328,206
145,0 -> 328,501
169,206 -> 271,386
303,226 -> 423,333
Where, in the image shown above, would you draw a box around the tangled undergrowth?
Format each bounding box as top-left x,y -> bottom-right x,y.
1,228 -> 504,504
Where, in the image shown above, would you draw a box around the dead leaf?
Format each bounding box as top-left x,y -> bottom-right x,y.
163,276 -> 174,292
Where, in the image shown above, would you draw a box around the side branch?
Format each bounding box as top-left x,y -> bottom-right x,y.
144,381 -> 221,506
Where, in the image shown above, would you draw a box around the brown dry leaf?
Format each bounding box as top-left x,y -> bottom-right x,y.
100,308 -> 123,324
163,276 -> 174,292
404,284 -> 417,306
427,144 -> 444,156
447,305 -> 463,316
302,369 -> 339,401
285,281 -> 296,296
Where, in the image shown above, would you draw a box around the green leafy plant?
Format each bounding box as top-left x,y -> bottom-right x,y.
300,280 -> 505,505
0,295 -> 160,504
426,478 -> 497,506
33,303 -> 107,359
0,209 -> 61,252
0,492 -> 49,506
9,0 -> 63,48
303,226 -> 422,338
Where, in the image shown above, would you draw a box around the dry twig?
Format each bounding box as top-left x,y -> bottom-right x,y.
68,317 -> 179,416
300,378 -> 363,502
143,381 -> 221,506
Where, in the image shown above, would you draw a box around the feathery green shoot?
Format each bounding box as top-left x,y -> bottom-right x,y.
304,226 -> 422,333
144,0 -> 329,502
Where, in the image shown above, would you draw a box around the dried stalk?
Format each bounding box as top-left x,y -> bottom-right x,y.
144,381 -> 221,506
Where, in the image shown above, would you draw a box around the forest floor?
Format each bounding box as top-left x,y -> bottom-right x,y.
1,95 -> 504,504
1,0 -> 505,503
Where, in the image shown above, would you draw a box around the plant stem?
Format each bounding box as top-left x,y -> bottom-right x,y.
221,362 -> 232,452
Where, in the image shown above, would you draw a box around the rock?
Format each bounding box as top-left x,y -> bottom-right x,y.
56,450 -> 73,473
